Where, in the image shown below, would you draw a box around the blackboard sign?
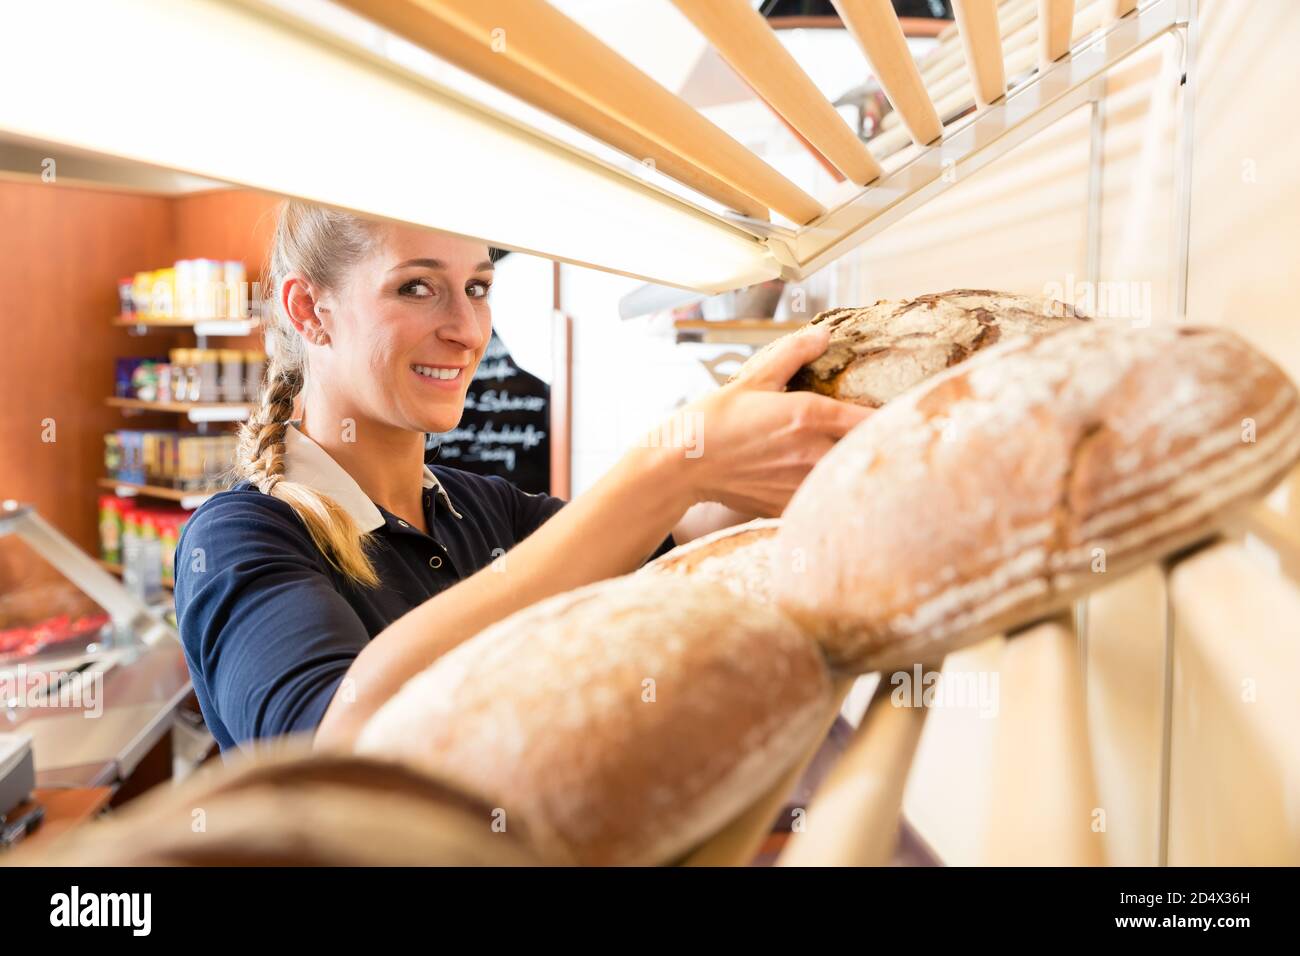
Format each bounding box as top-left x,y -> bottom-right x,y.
425,331 -> 551,495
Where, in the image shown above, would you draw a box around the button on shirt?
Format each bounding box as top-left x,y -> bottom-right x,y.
173,426 -> 673,752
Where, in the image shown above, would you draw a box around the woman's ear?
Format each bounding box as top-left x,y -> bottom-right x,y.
283,275 -> 331,345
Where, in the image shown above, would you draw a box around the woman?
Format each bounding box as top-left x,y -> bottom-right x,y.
174,202 -> 869,753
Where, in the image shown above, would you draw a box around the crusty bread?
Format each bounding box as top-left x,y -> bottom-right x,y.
356,575 -> 832,866
738,289 -> 1086,406
11,748 -> 540,866
639,517 -> 781,605
773,322 -> 1300,673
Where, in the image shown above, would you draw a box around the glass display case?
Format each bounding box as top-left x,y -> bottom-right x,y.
0,501 -> 189,788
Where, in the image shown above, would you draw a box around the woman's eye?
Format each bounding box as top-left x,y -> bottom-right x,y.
467,281 -> 492,299
399,279 -> 434,297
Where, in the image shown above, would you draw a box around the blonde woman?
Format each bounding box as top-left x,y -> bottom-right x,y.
174,203 -> 868,753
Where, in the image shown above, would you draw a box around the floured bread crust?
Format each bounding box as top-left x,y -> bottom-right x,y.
738,289 -> 1087,407
357,575 -> 832,866
774,322 -> 1300,673
639,518 -> 781,605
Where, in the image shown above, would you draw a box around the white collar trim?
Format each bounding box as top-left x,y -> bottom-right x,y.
281,424 -> 460,532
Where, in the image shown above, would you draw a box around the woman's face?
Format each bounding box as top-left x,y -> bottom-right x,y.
314,224 -> 493,435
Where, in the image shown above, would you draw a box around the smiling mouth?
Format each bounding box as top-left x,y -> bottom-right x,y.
411,364 -> 464,382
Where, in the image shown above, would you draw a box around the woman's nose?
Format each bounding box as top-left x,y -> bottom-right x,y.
437,291 -> 487,351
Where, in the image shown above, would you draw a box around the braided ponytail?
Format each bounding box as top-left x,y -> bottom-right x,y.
235,202 -> 380,588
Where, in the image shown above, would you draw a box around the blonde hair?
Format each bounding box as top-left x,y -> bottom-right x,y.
236,202 -> 381,587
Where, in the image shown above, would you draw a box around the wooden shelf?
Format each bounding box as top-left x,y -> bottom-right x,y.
107,396 -> 251,422
112,315 -> 259,336
98,479 -> 215,508
674,317 -> 808,345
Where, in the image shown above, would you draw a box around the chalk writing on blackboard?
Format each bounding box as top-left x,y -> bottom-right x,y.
426,331 -> 551,495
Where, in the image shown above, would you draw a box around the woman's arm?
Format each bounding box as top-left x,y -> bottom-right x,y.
315,325 -> 869,749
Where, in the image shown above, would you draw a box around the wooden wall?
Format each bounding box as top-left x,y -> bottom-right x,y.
0,183 -> 277,594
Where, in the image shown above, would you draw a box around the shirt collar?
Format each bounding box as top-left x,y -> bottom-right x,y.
281,424 -> 461,533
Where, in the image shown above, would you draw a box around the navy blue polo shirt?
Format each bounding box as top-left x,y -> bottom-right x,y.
174,465 -> 674,753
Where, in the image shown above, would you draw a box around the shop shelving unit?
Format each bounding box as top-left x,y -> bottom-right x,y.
103,310 -> 257,498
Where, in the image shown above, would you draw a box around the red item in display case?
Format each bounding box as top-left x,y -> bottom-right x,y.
0,613 -> 111,659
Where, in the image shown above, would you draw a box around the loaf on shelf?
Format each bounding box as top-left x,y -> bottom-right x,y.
736,289 -> 1088,406
357,575 -> 833,866
774,322 -> 1300,673
10,748 -> 539,866
639,517 -> 781,605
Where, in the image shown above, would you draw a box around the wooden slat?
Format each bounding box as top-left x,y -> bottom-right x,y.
777,665 -> 938,866
985,615 -> 1106,865
1110,0 -> 1140,19
872,0 -> 1107,156
831,0 -> 944,146
921,0 -> 1037,87
1039,0 -> 1077,67
1166,542 -> 1300,864
672,0 -> 881,185
952,0 -> 1007,107
684,676 -> 855,866
336,0 -> 829,224
888,0 -> 1046,133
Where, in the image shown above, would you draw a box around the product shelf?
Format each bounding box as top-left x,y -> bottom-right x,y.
98,478 -> 215,511
106,396 -> 252,423
111,315 -> 259,337
97,559 -> 175,593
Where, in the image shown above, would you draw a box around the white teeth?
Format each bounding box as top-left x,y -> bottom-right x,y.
413,365 -> 461,381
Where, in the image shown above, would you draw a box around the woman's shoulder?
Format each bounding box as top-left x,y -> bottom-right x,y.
179,481 -> 314,552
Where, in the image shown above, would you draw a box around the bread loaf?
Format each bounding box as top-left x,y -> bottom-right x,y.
639,517 -> 781,605
357,575 -> 833,866
11,749 -> 540,866
738,289 -> 1087,406
773,322 -> 1300,673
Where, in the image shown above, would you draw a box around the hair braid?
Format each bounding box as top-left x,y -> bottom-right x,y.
231,201 -> 381,588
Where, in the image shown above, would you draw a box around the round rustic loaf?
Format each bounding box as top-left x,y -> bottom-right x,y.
356,574 -> 833,866
773,322 -> 1300,673
12,749 -> 540,866
638,517 -> 781,605
737,289 -> 1087,406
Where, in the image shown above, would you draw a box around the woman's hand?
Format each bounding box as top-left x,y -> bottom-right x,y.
666,325 -> 872,517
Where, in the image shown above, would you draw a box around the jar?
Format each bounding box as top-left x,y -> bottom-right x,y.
157,363 -> 173,404
193,259 -> 221,319
174,260 -> 194,320
243,350 -> 267,402
219,349 -> 244,403
196,349 -> 221,402
150,268 -> 176,319
224,261 -> 247,319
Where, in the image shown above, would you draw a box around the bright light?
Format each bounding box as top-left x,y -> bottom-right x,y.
0,0 -> 779,294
